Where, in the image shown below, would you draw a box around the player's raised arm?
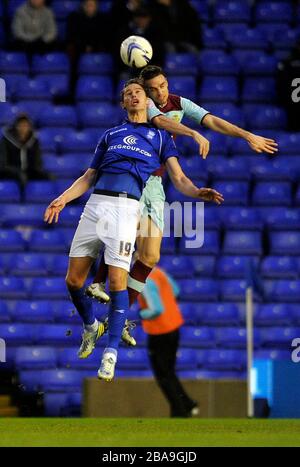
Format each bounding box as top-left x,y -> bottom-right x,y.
165,156 -> 224,205
202,114 -> 278,155
44,168 -> 97,224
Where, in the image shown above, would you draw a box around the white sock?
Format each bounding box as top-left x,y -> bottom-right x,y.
84,319 -> 98,333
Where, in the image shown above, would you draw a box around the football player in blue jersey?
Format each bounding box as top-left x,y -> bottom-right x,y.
44,78 -> 224,381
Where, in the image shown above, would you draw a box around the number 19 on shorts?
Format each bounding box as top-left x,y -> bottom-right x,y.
119,241 -> 132,257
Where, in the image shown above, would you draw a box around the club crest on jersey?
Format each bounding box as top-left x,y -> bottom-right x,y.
123,135 -> 138,145
146,130 -> 156,140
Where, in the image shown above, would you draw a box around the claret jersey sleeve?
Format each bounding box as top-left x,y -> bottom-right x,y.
159,131 -> 179,164
89,131 -> 109,170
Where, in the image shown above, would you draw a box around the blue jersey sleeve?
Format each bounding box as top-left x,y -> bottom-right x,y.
180,97 -> 210,125
89,131 -> 108,169
159,131 -> 179,164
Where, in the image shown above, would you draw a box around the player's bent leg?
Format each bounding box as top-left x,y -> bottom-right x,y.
85,254 -> 110,304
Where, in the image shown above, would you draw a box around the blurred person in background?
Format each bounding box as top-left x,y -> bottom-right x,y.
12,0 -> 57,55
0,113 -> 51,188
138,265 -> 199,418
149,0 -> 202,53
109,0 -> 144,33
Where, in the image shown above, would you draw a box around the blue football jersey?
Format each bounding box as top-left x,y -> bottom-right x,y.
90,121 -> 178,198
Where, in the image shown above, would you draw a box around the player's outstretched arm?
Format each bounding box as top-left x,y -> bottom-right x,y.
202,114 -> 278,155
44,168 -> 97,224
152,114 -> 210,159
166,157 -> 224,204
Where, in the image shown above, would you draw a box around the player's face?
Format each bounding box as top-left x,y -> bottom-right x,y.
144,74 -> 169,107
122,84 -> 148,112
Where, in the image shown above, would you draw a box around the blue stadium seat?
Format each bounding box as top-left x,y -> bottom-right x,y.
2,74 -> 23,98
30,230 -> 67,252
175,349 -> 198,370
160,236 -> 176,254
217,256 -> 260,279
8,254 -> 48,277
256,2 -> 293,23
10,300 -> 55,323
189,256 -> 216,277
51,300 -> 82,324
220,279 -> 249,302
264,280 -> 300,303
0,103 -> 20,127
242,78 -> 276,103
223,231 -> 262,255
244,105 -> 287,130
57,347 -> 100,370
203,349 -> 246,371
0,52 -> 29,74
40,369 -> 93,392
229,135 -> 257,155
182,205 -> 221,231
277,132 -> 300,154
58,206 -> 83,227
198,129 -> 229,155
180,326 -> 216,348
296,185 -> 300,206
39,106 -> 77,127
61,228 -> 76,250
78,53 -> 114,75
158,256 -> 194,278
0,302 -> 10,323
0,324 -> 34,345
260,327 -> 300,348
0,204 -> 45,227
261,256 -> 298,279
259,24 -> 299,50
15,101 -> 53,124
202,27 -> 227,49
60,129 -> 101,153
15,347 -> 57,370
179,231 -> 220,256
36,324 -> 82,346
18,370 -> 45,392
47,254 -> 69,276
44,154 -> 88,178
212,181 -> 249,205
0,181 -> 21,202
43,74 -> 69,98
24,181 -> 58,203
0,277 -> 27,299
165,53 -> 198,76
52,0 -> 80,19
32,53 -> 70,74
177,158 -> 207,182
202,303 -> 240,326
217,327 -> 260,348
0,230 -> 25,252
118,348 -> 149,370
207,157 -> 250,181
255,304 -> 293,326
218,207 -> 263,230
44,392 -> 82,417
225,26 -> 267,50
250,157 -> 295,182
178,369 -> 246,380
254,349 -> 291,360
178,303 -> 206,325
76,76 -> 114,101
214,1 -> 251,23
199,77 -> 238,103
261,208 -> 300,230
190,1 -> 209,22
177,279 -> 219,301
29,278 -> 67,300
270,232 -> 300,255
77,103 -> 120,127
199,51 -> 240,76
252,182 -> 292,206
234,52 -> 278,76
14,78 -> 50,101
203,103 -> 245,127
168,77 -> 196,101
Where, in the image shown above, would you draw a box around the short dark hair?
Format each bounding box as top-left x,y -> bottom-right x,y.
120,78 -> 145,102
139,65 -> 167,82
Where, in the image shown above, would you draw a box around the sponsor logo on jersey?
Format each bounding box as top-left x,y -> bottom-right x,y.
123,135 -> 138,145
147,130 -> 156,140
109,128 -> 128,135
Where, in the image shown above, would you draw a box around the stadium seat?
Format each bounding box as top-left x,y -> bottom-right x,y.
202,27 -> 227,49
37,129 -> 59,153
235,52 -> 278,76
202,303 -> 240,326
260,327 -> 300,349
0,204 -> 45,227
0,52 -> 29,74
198,51 -> 240,76
40,74 -> 69,99
15,347 -> 57,370
57,347 -> 100,370
214,1 -> 251,23
182,205 -> 221,231
190,1 -> 209,22
212,181 -> 249,205
0,277 -> 27,299
47,254 -> 70,276
0,302 -> 10,323
223,231 -> 262,255
264,280 -> 300,303
165,53 -> 198,76
78,53 -> 114,75
0,230 -> 25,252
220,279 -> 250,302
51,300 -> 81,324
203,349 -> 246,371
40,369 -> 93,392
255,304 -> 293,327
177,279 -> 219,301
158,256 -> 194,279
32,53 -> 70,74
0,181 -> 21,202
24,181 -> 58,204
118,348 -> 149,370
255,2 -> 293,23
10,300 -> 55,323
261,208 -> 300,230
225,26 -> 267,50
0,324 -> 34,345
242,78 -> 276,103
178,302 -> 206,325
270,232 -> 300,255
207,156 -> 250,181
160,236 -> 176,254
217,327 -> 260,348
44,392 -> 82,417
199,77 -> 238,103
43,154 -> 87,178
252,182 -> 292,206
0,103 -> 20,127
276,132 -> 300,154
179,230 -> 220,256
38,106 -> 77,127
29,278 -> 67,300
250,157 -> 295,182
261,256 -> 298,279
175,349 -> 198,370
217,256 -> 260,279
180,326 -> 216,348
76,76 -> 114,101
30,230 -> 67,252
77,103 -> 120,127
8,253 -> 48,277
254,349 -> 291,361
244,105 -> 287,130
177,158 -> 207,181
60,129 -> 101,153
58,206 -> 83,227
189,256 -> 216,277
14,78 -> 50,101
219,207 -> 263,230
36,324 -> 82,346
167,77 -> 196,101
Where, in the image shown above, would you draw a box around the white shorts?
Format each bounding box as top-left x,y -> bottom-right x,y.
69,194 -> 140,272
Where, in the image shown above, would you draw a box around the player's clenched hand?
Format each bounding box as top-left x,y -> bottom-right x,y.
198,188 -> 224,205
44,196 -> 67,224
192,131 -> 210,159
246,133 -> 278,155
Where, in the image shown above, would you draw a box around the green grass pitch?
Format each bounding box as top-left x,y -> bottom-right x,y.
1,418 -> 300,447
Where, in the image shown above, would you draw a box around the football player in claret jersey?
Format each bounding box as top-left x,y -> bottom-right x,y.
44,79 -> 224,381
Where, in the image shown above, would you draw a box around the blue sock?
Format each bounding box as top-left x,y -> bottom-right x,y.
68,287 -> 95,326
107,290 -> 128,351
